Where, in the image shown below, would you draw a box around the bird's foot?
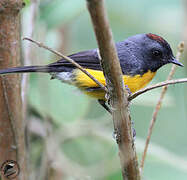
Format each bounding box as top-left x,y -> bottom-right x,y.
125,85 -> 132,95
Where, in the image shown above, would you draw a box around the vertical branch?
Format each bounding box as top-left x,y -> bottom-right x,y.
0,1 -> 27,180
86,0 -> 140,179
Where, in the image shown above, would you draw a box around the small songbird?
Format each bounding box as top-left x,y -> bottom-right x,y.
0,33 -> 183,112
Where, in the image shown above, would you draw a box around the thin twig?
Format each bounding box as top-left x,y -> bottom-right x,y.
139,42 -> 185,174
87,0 -> 140,180
128,78 -> 187,100
23,37 -> 107,92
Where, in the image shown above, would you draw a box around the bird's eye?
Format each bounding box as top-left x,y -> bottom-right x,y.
152,50 -> 162,57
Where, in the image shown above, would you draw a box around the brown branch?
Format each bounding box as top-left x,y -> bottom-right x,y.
86,0 -> 140,180
23,37 -> 107,92
139,42 -> 185,174
0,1 -> 27,180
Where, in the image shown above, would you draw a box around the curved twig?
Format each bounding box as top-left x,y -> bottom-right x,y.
128,78 -> 187,101
139,42 -> 185,174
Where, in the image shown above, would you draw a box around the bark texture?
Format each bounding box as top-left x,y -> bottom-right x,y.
0,1 -> 27,180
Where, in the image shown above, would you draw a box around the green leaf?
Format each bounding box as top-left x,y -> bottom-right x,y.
24,0 -> 30,6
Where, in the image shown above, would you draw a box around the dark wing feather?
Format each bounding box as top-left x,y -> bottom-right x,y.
49,49 -> 102,71
0,49 -> 102,75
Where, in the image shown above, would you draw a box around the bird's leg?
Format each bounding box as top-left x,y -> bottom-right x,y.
125,85 -> 132,95
98,99 -> 112,114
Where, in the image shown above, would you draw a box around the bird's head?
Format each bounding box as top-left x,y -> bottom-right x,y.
126,33 -> 183,73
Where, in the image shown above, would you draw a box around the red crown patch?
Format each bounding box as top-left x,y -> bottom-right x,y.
146,33 -> 166,44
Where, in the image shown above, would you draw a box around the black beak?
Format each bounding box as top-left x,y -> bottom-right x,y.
170,57 -> 184,67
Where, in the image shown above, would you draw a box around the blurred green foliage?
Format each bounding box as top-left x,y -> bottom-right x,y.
21,0 -> 187,179
24,0 -> 30,5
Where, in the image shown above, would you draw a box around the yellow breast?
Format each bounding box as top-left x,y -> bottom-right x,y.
74,69 -> 156,99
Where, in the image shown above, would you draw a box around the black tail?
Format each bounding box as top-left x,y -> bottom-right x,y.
0,65 -> 58,75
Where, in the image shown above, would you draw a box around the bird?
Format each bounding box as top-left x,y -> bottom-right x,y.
0,33 -> 183,112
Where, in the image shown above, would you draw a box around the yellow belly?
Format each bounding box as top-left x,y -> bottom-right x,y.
74,69 -> 156,99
